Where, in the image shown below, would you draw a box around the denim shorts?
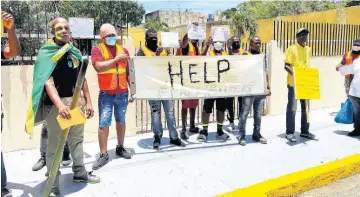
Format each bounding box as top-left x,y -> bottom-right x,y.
98,91 -> 128,128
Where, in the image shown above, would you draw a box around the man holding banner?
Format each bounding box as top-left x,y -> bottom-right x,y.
177,31 -> 201,139
284,28 -> 316,142
25,17 -> 100,196
237,36 -> 269,146
136,28 -> 186,149
197,36 -> 230,142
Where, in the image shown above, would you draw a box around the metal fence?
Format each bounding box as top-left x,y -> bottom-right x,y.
274,20 -> 360,56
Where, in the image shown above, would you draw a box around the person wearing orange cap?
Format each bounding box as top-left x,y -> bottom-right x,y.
91,23 -> 134,170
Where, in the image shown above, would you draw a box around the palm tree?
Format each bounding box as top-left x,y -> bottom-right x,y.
144,16 -> 170,32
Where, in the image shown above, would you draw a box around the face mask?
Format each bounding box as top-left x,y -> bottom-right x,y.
191,40 -> 199,46
213,42 -> 224,51
352,46 -> 360,52
146,39 -> 158,51
232,43 -> 240,50
105,36 -> 117,46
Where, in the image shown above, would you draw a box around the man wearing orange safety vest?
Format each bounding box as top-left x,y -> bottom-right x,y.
136,28 -> 186,149
176,24 -> 202,140
91,23 -> 134,170
338,40 -> 360,97
197,37 -> 231,142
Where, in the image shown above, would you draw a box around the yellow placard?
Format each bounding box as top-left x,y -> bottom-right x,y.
294,67 -> 321,100
56,107 -> 86,130
1,18 -> 4,38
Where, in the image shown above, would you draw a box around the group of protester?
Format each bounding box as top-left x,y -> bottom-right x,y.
1,11 -> 359,197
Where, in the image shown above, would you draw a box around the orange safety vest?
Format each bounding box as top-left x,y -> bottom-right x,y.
97,43 -> 128,91
177,43 -> 201,56
209,50 -> 227,56
143,47 -> 167,56
345,51 -> 359,78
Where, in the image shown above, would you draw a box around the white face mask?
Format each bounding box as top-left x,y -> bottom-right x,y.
352,45 -> 360,52
213,42 -> 224,51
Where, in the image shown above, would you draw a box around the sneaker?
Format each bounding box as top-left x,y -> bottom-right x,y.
92,153 -> 109,170
180,131 -> 189,140
170,138 -> 186,147
73,171 -> 100,184
216,130 -> 230,141
115,145 -> 132,159
153,136 -> 161,149
228,123 -> 238,133
1,188 -> 12,197
61,153 -> 72,166
300,132 -> 316,140
253,135 -> 267,144
197,130 -> 208,142
286,134 -> 297,142
49,187 -> 61,197
237,136 -> 246,146
32,156 -> 46,171
189,127 -> 199,134
348,130 -> 360,137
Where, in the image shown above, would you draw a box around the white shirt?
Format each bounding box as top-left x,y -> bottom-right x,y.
340,58 -> 360,97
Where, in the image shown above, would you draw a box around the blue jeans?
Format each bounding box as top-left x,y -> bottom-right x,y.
286,85 -> 310,134
149,100 -> 179,139
98,92 -> 129,128
238,96 -> 265,137
1,152 -> 6,189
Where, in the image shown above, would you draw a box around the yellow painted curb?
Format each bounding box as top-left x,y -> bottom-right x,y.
216,153 -> 360,197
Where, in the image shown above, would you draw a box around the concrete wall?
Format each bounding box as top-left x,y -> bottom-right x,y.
266,41 -> 345,115
1,43 -> 346,152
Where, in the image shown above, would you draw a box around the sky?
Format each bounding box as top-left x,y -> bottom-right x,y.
137,0 -> 243,15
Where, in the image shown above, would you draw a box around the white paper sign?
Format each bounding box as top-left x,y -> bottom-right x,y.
211,27 -> 229,42
161,32 -> 180,48
69,17 -> 94,38
187,23 -> 206,40
129,55 -> 267,99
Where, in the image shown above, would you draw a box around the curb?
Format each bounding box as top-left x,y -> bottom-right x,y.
216,153 -> 360,197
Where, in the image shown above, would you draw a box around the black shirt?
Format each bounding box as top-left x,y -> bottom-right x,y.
44,52 -> 80,105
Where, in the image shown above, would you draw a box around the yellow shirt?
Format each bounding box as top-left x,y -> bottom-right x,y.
284,43 -> 311,86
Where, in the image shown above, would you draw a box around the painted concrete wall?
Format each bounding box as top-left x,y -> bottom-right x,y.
1,43 -> 347,151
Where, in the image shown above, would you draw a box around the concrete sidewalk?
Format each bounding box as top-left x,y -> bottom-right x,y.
2,107 -> 360,197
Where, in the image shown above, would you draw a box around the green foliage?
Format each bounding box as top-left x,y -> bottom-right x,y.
144,16 -> 170,32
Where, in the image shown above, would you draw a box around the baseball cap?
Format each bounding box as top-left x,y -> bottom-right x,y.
296,28 -> 309,36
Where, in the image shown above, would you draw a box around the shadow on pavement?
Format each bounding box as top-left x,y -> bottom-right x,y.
7,173 -> 87,197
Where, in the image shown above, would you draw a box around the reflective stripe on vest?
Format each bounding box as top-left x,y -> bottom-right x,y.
209,50 -> 227,56
97,43 -> 128,91
143,47 -> 167,56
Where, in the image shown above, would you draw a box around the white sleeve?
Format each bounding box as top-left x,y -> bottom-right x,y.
339,64 -> 354,76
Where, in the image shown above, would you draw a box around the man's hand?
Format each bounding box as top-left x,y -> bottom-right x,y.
156,47 -> 164,56
206,37 -> 213,47
58,104 -> 71,120
115,53 -> 129,61
179,40 -> 184,48
129,94 -> 134,103
266,86 -> 271,96
86,103 -> 94,119
2,11 -> 14,29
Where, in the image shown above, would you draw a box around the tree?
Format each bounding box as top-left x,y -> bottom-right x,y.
344,0 -> 360,7
144,16 -> 170,32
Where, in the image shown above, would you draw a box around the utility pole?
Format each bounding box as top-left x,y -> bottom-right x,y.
178,4 -> 181,26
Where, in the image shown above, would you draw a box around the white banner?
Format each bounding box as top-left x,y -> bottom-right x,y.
69,17 -> 94,38
129,55 -> 267,100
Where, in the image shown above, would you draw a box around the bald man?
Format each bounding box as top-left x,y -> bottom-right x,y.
36,17 -> 99,196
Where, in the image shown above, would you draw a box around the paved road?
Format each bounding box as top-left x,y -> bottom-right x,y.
298,173 -> 360,197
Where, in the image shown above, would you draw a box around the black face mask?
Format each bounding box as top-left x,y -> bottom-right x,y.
232,43 -> 240,50
353,50 -> 360,55
146,39 -> 158,52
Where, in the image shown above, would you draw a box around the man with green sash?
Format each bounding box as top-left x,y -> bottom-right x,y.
25,17 -> 100,196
